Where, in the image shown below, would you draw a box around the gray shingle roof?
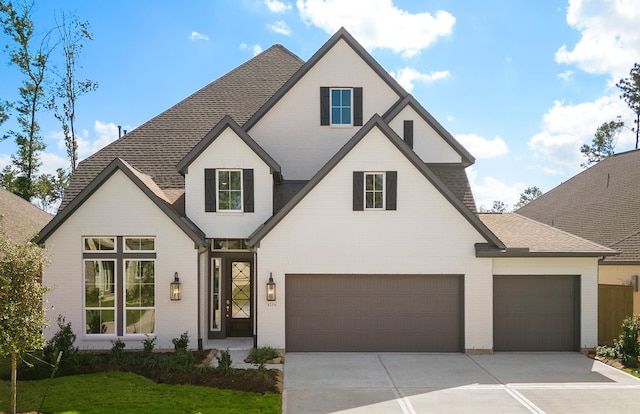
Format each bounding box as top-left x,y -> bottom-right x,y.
0,188 -> 52,244
478,213 -> 615,257
60,45 -> 304,212
517,149 -> 640,262
429,164 -> 477,213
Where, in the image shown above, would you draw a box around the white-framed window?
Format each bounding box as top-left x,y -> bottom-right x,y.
365,172 -> 385,210
217,169 -> 243,212
83,236 -> 156,336
331,88 -> 352,125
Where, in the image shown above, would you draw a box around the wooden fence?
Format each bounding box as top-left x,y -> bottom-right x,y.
598,284 -> 633,346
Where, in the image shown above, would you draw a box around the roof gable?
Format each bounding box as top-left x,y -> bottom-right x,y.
384,95 -> 475,166
177,115 -> 281,176
249,114 -> 504,248
35,158 -> 206,247
243,27 -> 408,131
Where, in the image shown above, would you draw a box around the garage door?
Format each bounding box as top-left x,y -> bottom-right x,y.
493,275 -> 580,351
285,274 -> 463,352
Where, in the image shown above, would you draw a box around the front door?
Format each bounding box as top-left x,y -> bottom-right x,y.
225,259 -> 253,337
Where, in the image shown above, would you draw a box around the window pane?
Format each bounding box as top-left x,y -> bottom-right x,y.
86,310 -> 114,334
229,171 -> 241,190
127,261 -> 155,304
331,108 -> 341,123
126,309 -> 155,334
219,191 -> 230,210
230,191 -> 242,210
374,174 -> 383,190
332,89 -> 341,102
125,238 -> 155,251
85,261 -> 115,307
84,237 -> 115,251
342,108 -> 351,124
341,89 -> 351,104
218,171 -> 230,190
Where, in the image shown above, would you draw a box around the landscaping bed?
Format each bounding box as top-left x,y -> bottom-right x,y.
3,349 -> 280,394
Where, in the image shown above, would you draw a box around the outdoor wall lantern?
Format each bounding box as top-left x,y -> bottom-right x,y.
267,273 -> 276,301
170,272 -> 181,301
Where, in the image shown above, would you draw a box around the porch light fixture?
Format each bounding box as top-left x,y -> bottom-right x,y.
170,272 -> 181,301
267,273 -> 276,301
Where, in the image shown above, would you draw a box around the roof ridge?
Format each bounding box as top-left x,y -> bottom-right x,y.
610,228 -> 640,247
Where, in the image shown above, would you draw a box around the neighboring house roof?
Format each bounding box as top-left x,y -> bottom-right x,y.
0,188 -> 52,244
248,114 -> 505,249
383,95 -> 475,166
477,213 -> 616,257
177,115 -> 281,177
517,149 -> 640,263
59,44 -> 304,213
36,158 -> 206,247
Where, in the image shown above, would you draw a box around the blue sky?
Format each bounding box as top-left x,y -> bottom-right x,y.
1,0 -> 639,210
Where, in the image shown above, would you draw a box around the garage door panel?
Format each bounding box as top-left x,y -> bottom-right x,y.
494,275 -> 580,352
286,274 -> 463,352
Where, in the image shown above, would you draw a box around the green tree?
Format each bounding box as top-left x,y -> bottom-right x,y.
514,186 -> 542,210
580,119 -> 624,167
617,62 -> 640,149
490,200 -> 507,213
49,13 -> 98,174
0,237 -> 49,414
32,167 -> 69,212
0,0 -> 55,200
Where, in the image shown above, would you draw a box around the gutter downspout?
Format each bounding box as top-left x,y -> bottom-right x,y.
197,242 -> 209,351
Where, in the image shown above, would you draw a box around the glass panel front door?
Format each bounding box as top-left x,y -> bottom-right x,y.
226,260 -> 253,337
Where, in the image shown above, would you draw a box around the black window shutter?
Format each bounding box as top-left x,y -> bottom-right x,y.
403,120 -> 414,149
353,171 -> 364,211
354,87 -> 363,126
320,87 -> 330,125
243,169 -> 254,213
205,168 -> 216,212
386,171 -> 397,211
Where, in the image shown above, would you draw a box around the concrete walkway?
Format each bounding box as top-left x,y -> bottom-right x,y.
283,352 -> 640,413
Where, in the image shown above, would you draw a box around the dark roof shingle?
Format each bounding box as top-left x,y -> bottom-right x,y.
0,188 -> 52,243
60,45 -> 304,212
517,149 -> 640,262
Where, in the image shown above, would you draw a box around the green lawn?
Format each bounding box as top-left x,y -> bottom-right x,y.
0,372 -> 281,413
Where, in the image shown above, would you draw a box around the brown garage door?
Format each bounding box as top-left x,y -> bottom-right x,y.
493,275 -> 580,351
285,274 -> 463,352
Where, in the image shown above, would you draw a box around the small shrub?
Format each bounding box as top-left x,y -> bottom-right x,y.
172,331 -> 190,353
614,315 -> 640,368
42,315 -> 78,366
596,345 -> 617,358
110,339 -> 126,360
142,335 -> 156,355
216,349 -> 233,376
248,346 -> 280,370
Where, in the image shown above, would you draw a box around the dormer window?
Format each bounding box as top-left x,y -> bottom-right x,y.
320,87 -> 363,126
204,168 -> 254,213
331,88 -> 352,125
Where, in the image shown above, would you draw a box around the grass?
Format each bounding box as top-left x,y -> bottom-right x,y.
0,371 -> 281,413
624,367 -> 640,379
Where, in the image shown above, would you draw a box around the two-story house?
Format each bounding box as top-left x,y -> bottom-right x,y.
36,28 -> 613,353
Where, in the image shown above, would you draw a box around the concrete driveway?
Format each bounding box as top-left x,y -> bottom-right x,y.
283,352 -> 640,413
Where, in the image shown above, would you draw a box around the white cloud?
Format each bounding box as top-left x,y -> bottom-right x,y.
296,0 -> 455,57
390,67 -> 449,92
455,134 -> 508,159
189,31 -> 210,41
555,0 -> 640,78
77,121 -> 119,160
528,94 -> 634,170
557,70 -> 574,81
240,43 -> 264,56
265,0 -> 292,13
268,20 -> 292,36
466,167 -> 524,211
39,152 -> 68,175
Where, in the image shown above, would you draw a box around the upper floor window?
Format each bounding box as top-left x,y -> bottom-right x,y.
353,171 -> 397,211
320,87 -> 363,126
365,172 -> 385,210
331,88 -> 352,125
204,168 -> 254,213
217,169 -> 243,211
